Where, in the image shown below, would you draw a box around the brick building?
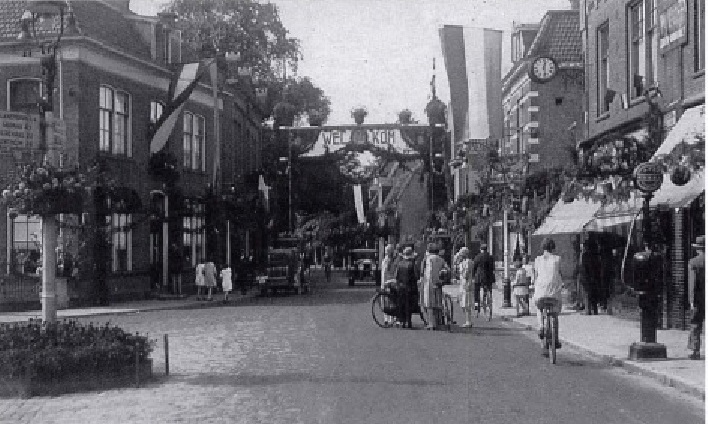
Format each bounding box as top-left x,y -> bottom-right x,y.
578,0 -> 704,328
502,10 -> 584,171
0,0 -> 263,307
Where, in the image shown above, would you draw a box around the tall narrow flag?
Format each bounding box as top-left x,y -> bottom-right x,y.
150,61 -> 208,154
353,184 -> 366,224
440,25 -> 502,197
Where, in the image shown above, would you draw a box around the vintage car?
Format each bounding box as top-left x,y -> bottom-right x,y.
347,248 -> 379,286
259,237 -> 304,295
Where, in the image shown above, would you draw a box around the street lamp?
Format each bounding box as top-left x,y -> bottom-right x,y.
16,1 -> 71,323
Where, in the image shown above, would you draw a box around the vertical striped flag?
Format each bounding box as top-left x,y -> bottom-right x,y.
149,61 -> 209,154
439,25 -> 503,145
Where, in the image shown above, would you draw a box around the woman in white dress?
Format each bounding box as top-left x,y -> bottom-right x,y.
220,266 -> 233,301
195,262 -> 205,300
455,247 -> 474,327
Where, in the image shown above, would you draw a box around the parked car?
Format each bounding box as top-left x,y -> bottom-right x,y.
347,248 -> 379,286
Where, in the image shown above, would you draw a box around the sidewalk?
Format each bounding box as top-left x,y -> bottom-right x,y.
491,287 -> 705,400
0,291 -> 260,324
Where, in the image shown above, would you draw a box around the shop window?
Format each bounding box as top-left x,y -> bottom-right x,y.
597,22 -> 610,114
99,86 -> 131,156
8,78 -> 43,114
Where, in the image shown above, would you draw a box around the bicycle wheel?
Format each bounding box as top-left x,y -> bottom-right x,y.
550,314 -> 558,364
372,292 -> 394,328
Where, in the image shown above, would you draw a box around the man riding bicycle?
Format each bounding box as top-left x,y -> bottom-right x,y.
472,244 -> 495,313
532,237 -> 564,353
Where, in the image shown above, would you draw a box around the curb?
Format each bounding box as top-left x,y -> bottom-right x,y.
499,315 -> 705,401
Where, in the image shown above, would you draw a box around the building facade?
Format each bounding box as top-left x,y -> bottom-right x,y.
0,0 -> 263,308
579,0 -> 704,328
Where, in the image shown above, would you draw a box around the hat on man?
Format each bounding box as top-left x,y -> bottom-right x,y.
480,243 -> 488,251
427,242 -> 438,253
692,235 -> 705,250
401,247 -> 415,259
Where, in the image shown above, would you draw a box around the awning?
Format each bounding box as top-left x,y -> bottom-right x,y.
651,104 -> 705,159
584,213 -> 639,232
651,170 -> 704,208
532,198 -> 602,236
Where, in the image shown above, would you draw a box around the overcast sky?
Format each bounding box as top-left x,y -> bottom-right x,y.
130,0 -> 571,125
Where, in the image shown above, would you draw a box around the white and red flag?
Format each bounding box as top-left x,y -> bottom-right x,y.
150,61 -> 208,154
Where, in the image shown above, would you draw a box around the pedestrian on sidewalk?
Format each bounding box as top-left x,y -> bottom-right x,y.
382,244 -> 399,326
472,244 -> 495,314
522,255 -> 534,313
195,261 -> 205,300
396,246 -> 419,329
579,241 -> 600,315
513,260 -> 529,317
203,259 -> 217,301
323,249 -> 332,283
454,247 -> 474,328
420,243 -> 448,330
532,237 -> 563,349
220,265 -> 233,302
688,235 -> 704,360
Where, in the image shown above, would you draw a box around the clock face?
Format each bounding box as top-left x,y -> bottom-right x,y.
531,57 -> 557,82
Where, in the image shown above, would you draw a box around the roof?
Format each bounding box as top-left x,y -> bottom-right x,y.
503,10 -> 582,88
0,1 -> 152,61
532,198 -> 602,236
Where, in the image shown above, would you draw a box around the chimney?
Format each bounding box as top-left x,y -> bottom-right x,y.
568,0 -> 580,10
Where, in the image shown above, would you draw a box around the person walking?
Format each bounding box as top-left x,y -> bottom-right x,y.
522,255 -> 534,314
203,259 -> 217,301
420,243 -> 449,330
195,261 -> 205,300
513,260 -> 529,317
532,237 -> 564,351
579,241 -> 599,315
220,265 -> 233,302
688,235 -> 705,360
323,248 -> 332,283
396,246 -> 419,329
472,244 -> 495,314
381,244 -> 399,326
455,247 -> 474,328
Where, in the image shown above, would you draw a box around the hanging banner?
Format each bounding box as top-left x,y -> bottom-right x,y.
301,126 -> 423,157
353,184 -> 366,224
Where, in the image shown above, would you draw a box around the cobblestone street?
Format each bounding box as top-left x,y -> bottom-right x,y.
0,274 -> 703,424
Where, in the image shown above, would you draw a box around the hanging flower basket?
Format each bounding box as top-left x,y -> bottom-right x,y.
1,165 -> 88,216
398,109 -> 413,124
148,151 -> 179,184
425,98 -> 446,126
274,102 -> 297,128
351,107 -> 368,125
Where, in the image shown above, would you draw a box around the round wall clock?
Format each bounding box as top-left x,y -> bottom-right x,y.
529,56 -> 558,83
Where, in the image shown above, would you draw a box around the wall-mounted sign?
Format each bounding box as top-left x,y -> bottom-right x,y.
634,162 -> 664,193
659,0 -> 688,52
0,112 -> 40,151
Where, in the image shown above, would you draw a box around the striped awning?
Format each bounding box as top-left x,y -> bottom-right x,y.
532,198 -> 602,236
584,213 -> 640,232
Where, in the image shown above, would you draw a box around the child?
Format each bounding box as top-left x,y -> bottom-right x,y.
220,265 -> 233,302
513,261 -> 529,317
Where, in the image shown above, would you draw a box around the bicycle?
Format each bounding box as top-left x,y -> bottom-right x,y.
372,286 -> 426,329
475,285 -> 492,321
538,296 -> 561,364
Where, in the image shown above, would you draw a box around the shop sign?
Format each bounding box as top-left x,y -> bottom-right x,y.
634,162 -> 664,193
0,112 -> 40,151
659,0 -> 688,52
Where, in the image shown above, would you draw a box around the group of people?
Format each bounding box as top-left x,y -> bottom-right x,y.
195,260 -> 234,302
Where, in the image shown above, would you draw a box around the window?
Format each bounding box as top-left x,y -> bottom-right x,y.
183,112 -> 205,170
182,199 -> 205,267
696,0 -> 705,71
628,0 -> 659,99
110,213 -> 132,272
597,22 -> 610,114
8,79 -> 42,114
99,86 -> 131,156
150,101 -> 164,124
8,214 -> 41,275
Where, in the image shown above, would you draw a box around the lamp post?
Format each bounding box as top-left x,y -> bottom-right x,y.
17,1 -> 69,323
629,161 -> 667,360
